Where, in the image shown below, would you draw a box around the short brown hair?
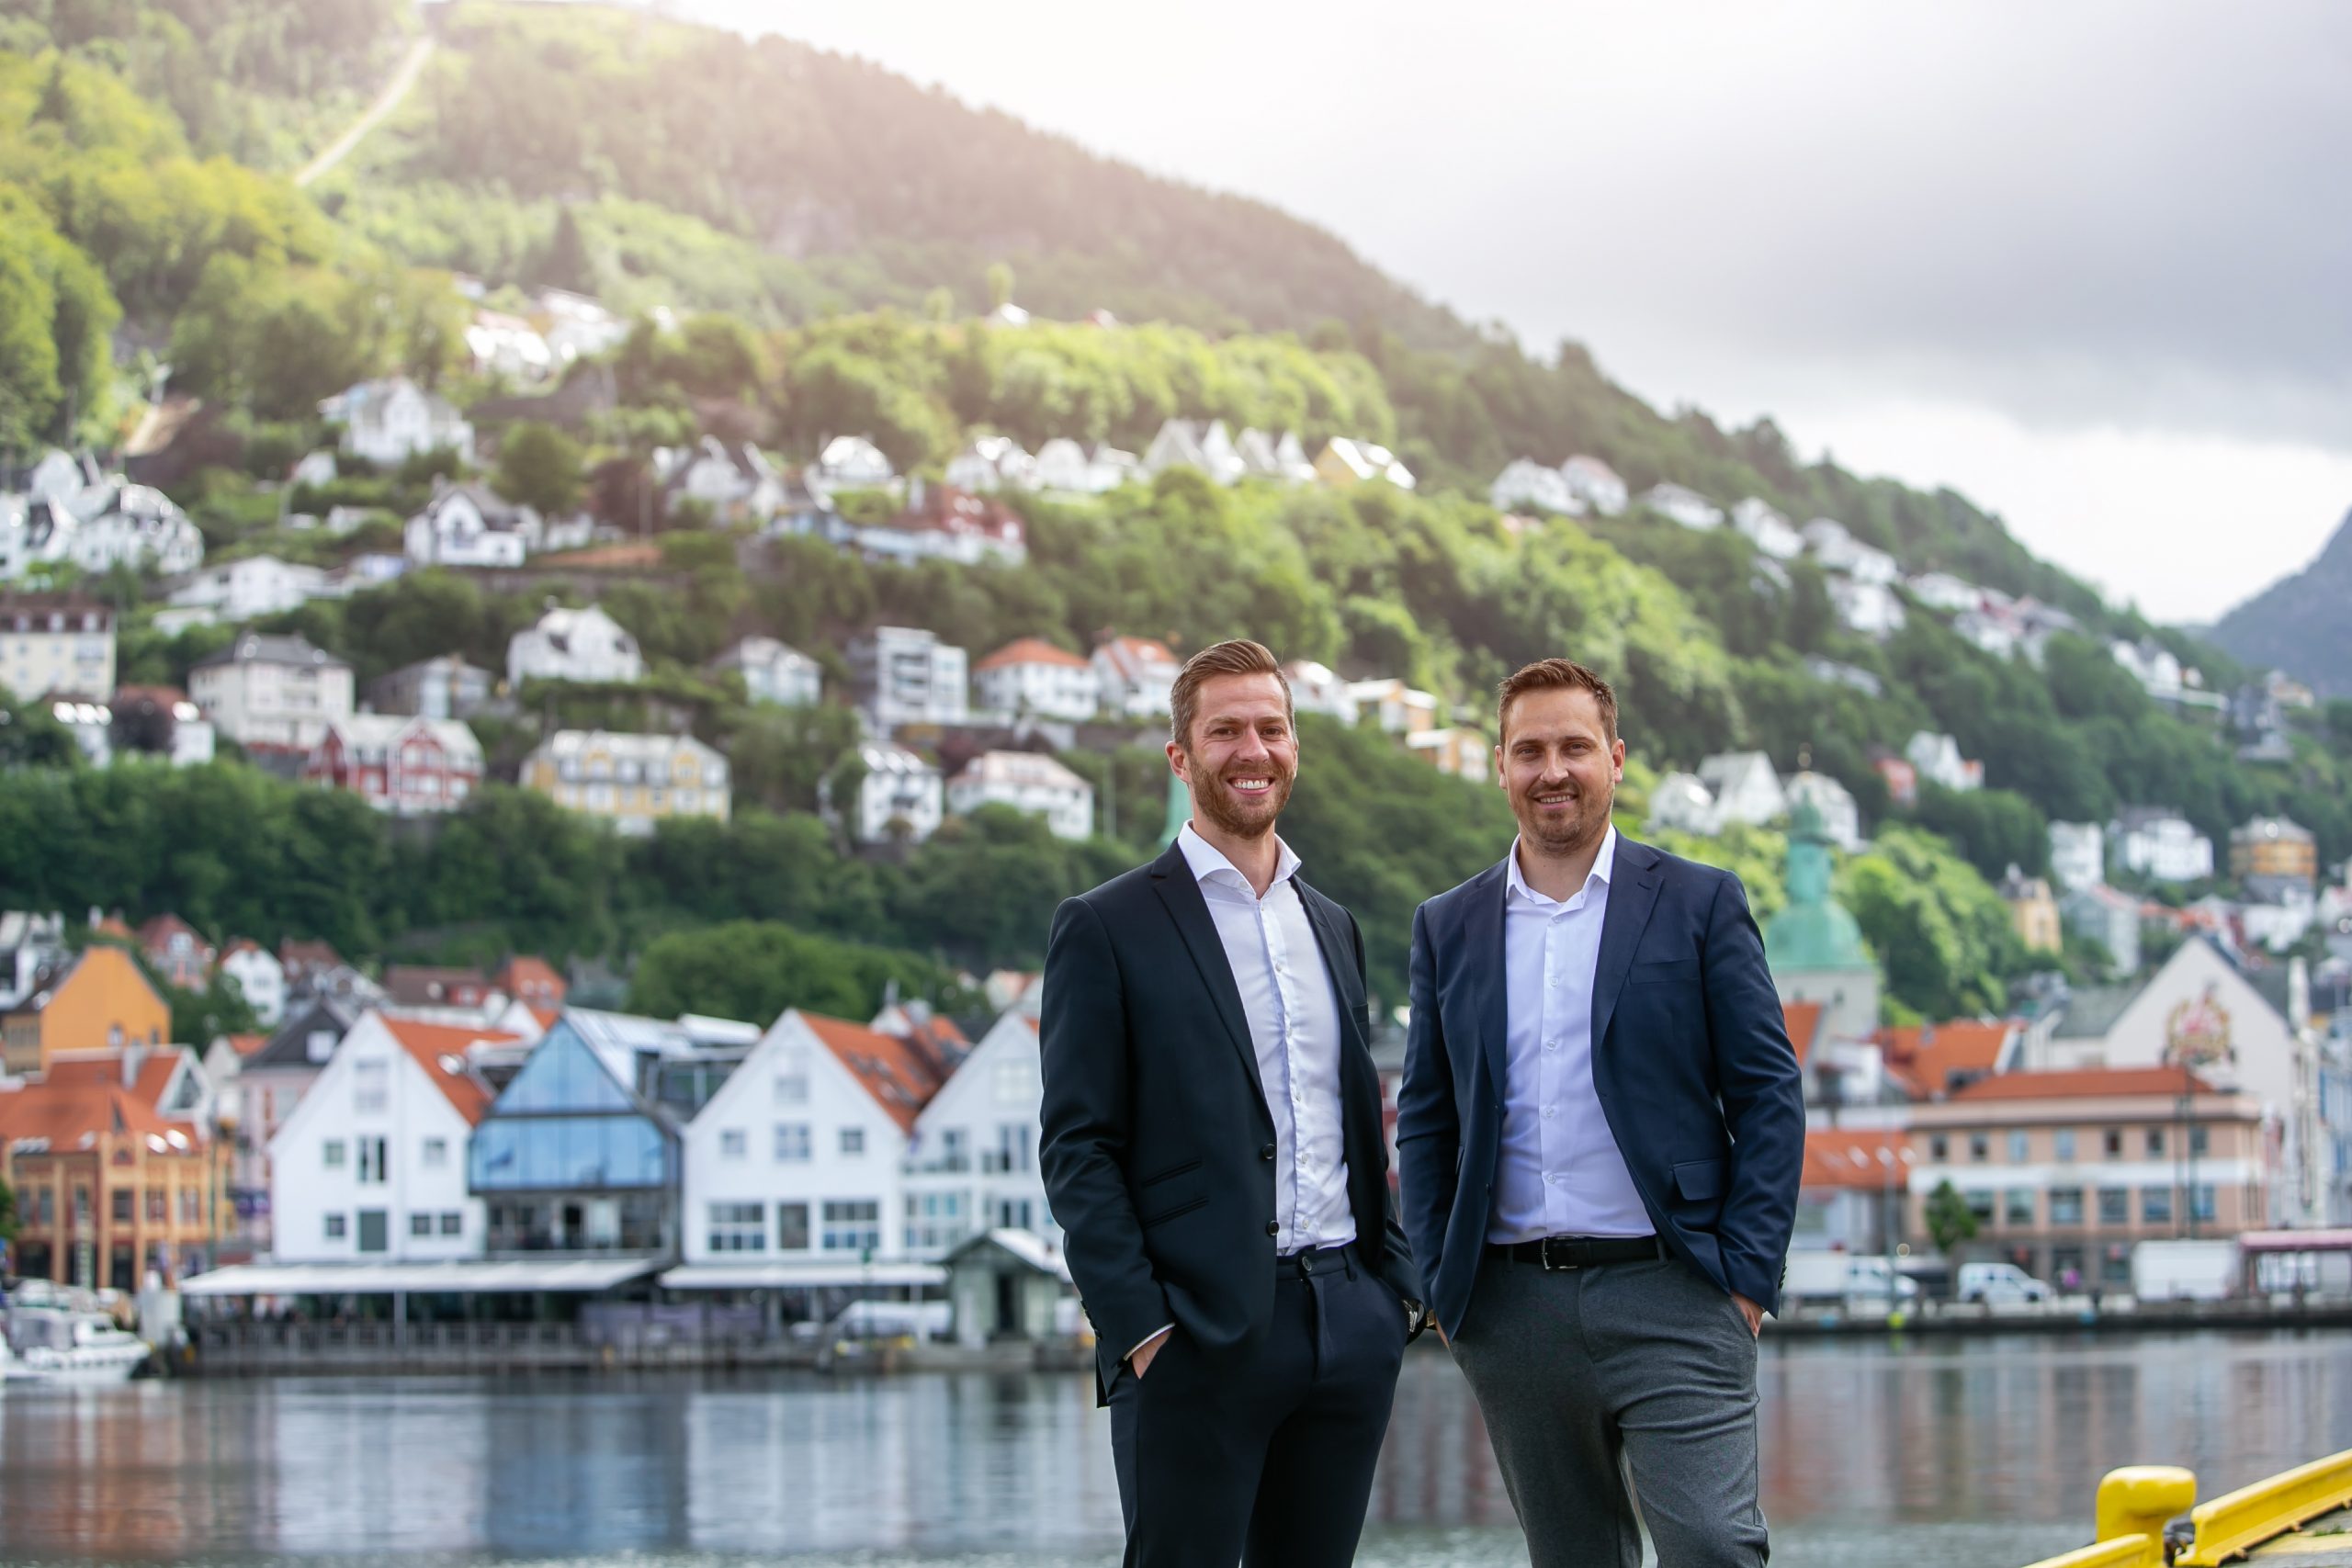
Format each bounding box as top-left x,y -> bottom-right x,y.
1498,658 -> 1618,746
1170,638 -> 1294,749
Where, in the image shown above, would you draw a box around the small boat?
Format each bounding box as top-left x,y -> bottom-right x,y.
4,1315 -> 151,1384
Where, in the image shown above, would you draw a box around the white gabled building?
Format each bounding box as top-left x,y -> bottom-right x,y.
1906,571 -> 1985,614
65,483 -> 205,576
1829,576 -> 1908,639
1283,660 -> 1359,725
506,604 -> 644,687
218,940 -> 288,1029
944,435 -> 1038,494
2049,821 -> 2107,893
2111,807 -> 2214,883
1695,750 -> 1787,827
947,750 -> 1095,841
1144,419 -> 1246,487
1782,770 -> 1864,853
321,378 -> 475,468
266,1012 -> 505,1262
1640,483 -> 1724,530
1033,439 -> 1139,496
709,636 -> 820,708
812,435 -> 895,491
1560,455 -> 1629,516
1729,498 -> 1804,559
905,1010 -> 1053,1245
404,482 -> 534,569
845,743 -> 944,845
1092,635 -> 1182,720
165,556 -> 330,624
1349,677 -> 1440,737
1803,518 -> 1900,585
188,630 -> 355,751
1645,772 -> 1719,838
1490,459 -> 1581,516
973,637 -> 1099,721
1905,730 -> 1984,793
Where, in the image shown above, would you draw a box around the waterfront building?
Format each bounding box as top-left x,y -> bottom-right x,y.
0,942 -> 169,1078
222,998 -> 362,1254
903,1010 -> 1053,1248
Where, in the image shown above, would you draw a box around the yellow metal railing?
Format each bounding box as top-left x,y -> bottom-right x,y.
2021,1450 -> 2352,1568
2174,1448 -> 2352,1566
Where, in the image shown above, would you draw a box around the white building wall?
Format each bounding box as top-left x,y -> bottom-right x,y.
905,1012 -> 1054,1247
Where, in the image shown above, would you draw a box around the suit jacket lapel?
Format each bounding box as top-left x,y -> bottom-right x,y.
1148,840 -> 1272,1122
1464,861 -> 1510,1100
1589,837 -> 1665,1057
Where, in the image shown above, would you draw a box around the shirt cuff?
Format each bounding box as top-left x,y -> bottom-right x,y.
1126,1325 -> 1173,1362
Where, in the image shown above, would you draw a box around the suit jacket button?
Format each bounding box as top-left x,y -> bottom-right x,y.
1260,1144 -> 1275,1161
1266,1221 -> 1280,1236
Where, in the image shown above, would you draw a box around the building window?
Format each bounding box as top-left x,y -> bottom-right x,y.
2007,1130 -> 2029,1164
2190,1185 -> 2217,1223
423,1137 -> 448,1168
411,1213 -> 434,1237
1967,1134 -> 1988,1163
1928,1134 -> 1949,1162
984,1124 -> 1032,1175
905,1190 -> 971,1253
720,1129 -> 747,1161
2189,1127 -> 2210,1157
772,1066 -> 808,1105
180,1190 -> 199,1224
111,1190 -> 133,1224
325,1213 -> 346,1239
2097,1188 -> 2130,1225
357,1136 -> 389,1185
2053,1129 -> 2076,1162
145,1188 -> 166,1223
354,1060 -> 389,1114
2146,1129 -> 2165,1156
995,1198 -> 1034,1231
2048,1187 -> 2085,1225
774,1124 -> 811,1163
2102,1130 -> 2123,1158
776,1202 -> 810,1251
440,1212 -> 463,1235
821,1200 -> 880,1253
840,1127 -> 865,1156
323,1139 -> 346,1168
992,1060 -> 1031,1106
2143,1187 -> 2174,1224
74,1188 -> 89,1225
2004,1189 -> 2035,1226
1964,1189 -> 1995,1225
707,1201 -> 766,1253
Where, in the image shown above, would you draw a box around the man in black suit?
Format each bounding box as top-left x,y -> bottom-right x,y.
1041,637 -> 1424,1568
1397,658 -> 1804,1568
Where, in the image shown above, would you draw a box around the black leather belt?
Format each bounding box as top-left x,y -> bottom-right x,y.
1489,1235 -> 1664,1270
1277,1242 -> 1357,1280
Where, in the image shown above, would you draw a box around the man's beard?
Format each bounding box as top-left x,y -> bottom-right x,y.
1190,757 -> 1295,839
1515,780 -> 1611,856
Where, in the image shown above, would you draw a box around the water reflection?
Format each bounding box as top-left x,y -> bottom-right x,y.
2,1332 -> 2348,1567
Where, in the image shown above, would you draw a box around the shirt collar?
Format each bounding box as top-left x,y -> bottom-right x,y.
1178,821 -> 1301,892
1504,824 -> 1617,908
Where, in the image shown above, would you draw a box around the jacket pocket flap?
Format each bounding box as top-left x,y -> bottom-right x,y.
1672,1157 -> 1727,1201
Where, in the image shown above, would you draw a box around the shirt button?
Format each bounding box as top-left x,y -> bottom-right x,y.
1266,1221 -> 1280,1236
1545,1039 -> 1559,1050
1547,1173 -> 1561,1184
1543,1107 -> 1556,1119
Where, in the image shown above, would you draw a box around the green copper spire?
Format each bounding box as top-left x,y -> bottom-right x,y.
1157,770 -> 1192,851
1765,795 -> 1874,973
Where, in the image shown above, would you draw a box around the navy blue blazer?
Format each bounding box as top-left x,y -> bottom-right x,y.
1396,836 -> 1804,1336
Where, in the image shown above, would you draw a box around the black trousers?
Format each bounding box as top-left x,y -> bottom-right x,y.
1108,1244 -> 1411,1568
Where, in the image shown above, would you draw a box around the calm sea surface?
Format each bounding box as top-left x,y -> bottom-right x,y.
4,1330 -> 2349,1568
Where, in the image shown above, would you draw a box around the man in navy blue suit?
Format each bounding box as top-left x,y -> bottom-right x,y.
1397,658 -> 1804,1567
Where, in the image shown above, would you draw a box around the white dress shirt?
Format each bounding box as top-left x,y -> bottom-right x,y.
1178,823 -> 1356,1255
1487,826 -> 1655,1244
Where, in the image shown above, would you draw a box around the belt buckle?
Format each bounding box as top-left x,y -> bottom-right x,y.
1541,1237 -> 1579,1272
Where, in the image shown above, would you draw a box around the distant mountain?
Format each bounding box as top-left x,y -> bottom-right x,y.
2209,506 -> 2352,696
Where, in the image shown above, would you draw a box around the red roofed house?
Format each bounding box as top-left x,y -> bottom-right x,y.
491,955 -> 567,1011
301,713 -> 483,817
1091,635 -> 1182,719
0,1046 -> 227,1287
675,1007 -> 956,1280
1905,1066 -> 2266,1291
1794,1125 -> 1910,1256
1875,1020 -> 2021,1101
973,637 -> 1101,721
266,1010 -> 507,1262
137,913 -> 215,993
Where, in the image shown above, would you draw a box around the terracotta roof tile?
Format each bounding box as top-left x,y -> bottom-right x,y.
1801,1127 -> 1906,1190
1782,1001 -> 1825,1066
1877,1021 -> 2014,1098
1948,1066 -> 2216,1102
976,637 -> 1089,672
379,1017 -> 509,1126
801,1012 -> 947,1134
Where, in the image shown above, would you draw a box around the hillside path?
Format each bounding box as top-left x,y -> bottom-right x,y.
294,35 -> 435,189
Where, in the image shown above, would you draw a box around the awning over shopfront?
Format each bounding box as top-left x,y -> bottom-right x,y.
179,1257 -> 663,1295
659,1260 -> 947,1291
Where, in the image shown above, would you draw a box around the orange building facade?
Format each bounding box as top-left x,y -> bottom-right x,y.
1,944 -> 172,1077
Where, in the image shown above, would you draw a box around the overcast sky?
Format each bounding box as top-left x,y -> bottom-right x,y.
673,0 -> 2352,622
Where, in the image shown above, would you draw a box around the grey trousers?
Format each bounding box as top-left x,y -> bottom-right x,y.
1450,1250 -> 1768,1568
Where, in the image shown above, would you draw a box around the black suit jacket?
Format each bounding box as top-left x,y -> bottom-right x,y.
1396,836 -> 1804,1337
1040,839 -> 1422,1402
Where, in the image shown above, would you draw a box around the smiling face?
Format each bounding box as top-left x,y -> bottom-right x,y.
1498,684 -> 1623,858
1168,671 -> 1297,840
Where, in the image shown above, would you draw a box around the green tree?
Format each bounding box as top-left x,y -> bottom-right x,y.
165,972 -> 260,1049
493,422 -> 586,515
625,919 -> 963,1022
985,261 -> 1014,312
0,1172 -> 16,1247
1924,1179 -> 1980,1254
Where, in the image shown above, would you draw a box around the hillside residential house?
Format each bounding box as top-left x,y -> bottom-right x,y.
1999,867 -> 2064,953
164,556 -> 330,625
63,483 -> 205,577
1144,419 -> 1246,487
1490,459 -> 1580,515
1905,1066 -> 2263,1289
1407,728 -> 1488,784
1828,577 -> 1908,638
1091,636 -> 1182,720
520,729 -> 729,835
1729,498 -> 1804,559
849,626 -> 969,729
1783,770 -> 1864,852
1283,660 -> 1359,724
1906,571 -> 1985,614
187,630 -> 354,751
506,604 -> 644,687
1560,455 -> 1629,515
1696,750 -> 1787,828
944,436 -> 1039,494
366,655 -> 496,720
812,435 -> 896,491
136,914 -> 215,992
224,998 -> 362,1249
301,714 -> 483,816
862,482 -> 1027,567
0,593 -> 115,698
1803,519 -> 1900,584
1313,437 -> 1416,491
2231,817 -> 2317,886
948,750 -> 1095,840
1639,483 -> 1724,530
663,436 -> 790,523
1645,772 -> 1720,838
1032,438 -> 1140,495
0,911 -> 69,1012
1235,428 -> 1317,484
973,638 -> 1099,721
904,1010 -> 1054,1247
708,636 -> 821,708
673,1008 -> 950,1284
0,1052 -> 223,1287
218,940 -> 287,1029
842,743 -> 944,845
1351,678 -> 1441,736
1905,731 -> 1984,793
2112,638 -> 2185,702
404,482 -> 533,569
2111,807 -> 2214,883
2059,884 -> 2144,976
268,1012 -> 505,1263
2050,822 -> 2107,892
320,378 -> 475,467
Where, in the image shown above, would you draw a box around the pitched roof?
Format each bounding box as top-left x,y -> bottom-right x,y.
976,637 -> 1090,672
0,1075 -> 193,1151
243,997 -> 359,1071
382,965 -> 492,1007
1781,1000 -> 1826,1066
136,912 -> 209,951
799,1012 -> 948,1134
2050,981 -> 2147,1040
1801,1127 -> 1905,1190
492,955 -> 566,1001
1947,1066 -> 2216,1102
379,1016 -> 506,1125
1876,1021 -> 2013,1098
190,629 -> 347,673
222,1032 -> 268,1057
44,1049 -> 185,1111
